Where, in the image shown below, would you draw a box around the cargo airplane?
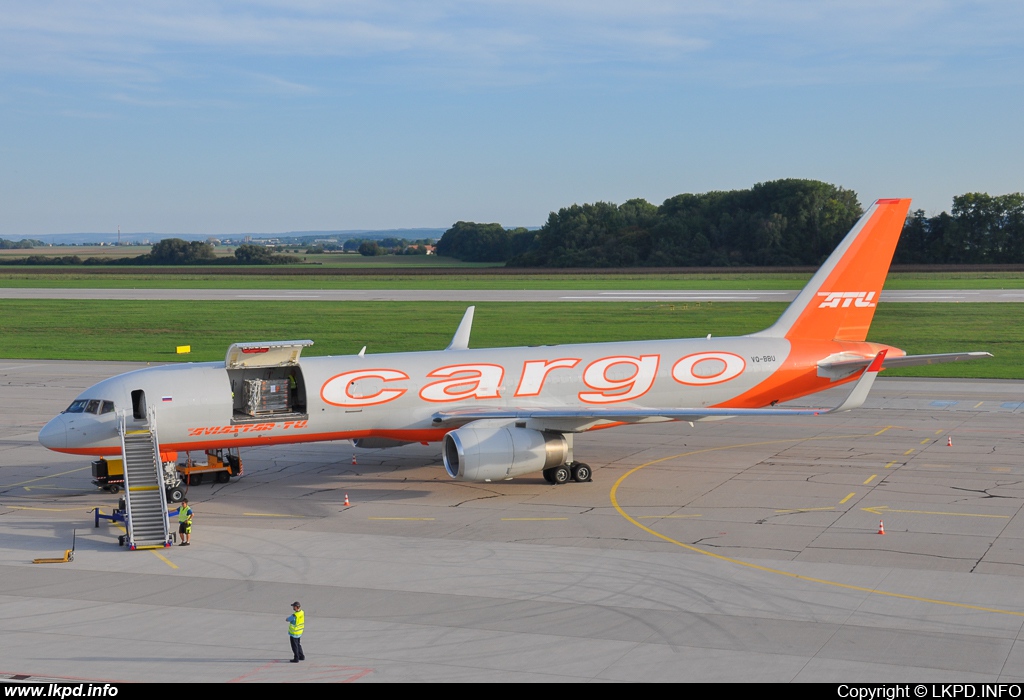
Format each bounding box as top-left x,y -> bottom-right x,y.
39,199 -> 989,484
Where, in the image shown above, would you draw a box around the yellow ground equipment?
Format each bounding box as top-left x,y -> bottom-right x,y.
33,530 -> 75,564
91,457 -> 124,493
92,456 -> 185,503
176,448 -> 243,486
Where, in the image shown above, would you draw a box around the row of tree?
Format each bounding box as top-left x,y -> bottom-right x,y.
439,180 -> 863,267
0,239 -> 300,266
435,222 -> 535,262
893,193 -> 1024,265
306,237 -> 434,255
6,184 -> 1023,267
354,240 -> 432,256
0,238 -> 40,249
129,239 -> 300,265
437,181 -> 1024,267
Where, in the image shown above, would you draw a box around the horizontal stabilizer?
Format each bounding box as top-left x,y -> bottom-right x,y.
880,351 -> 992,368
818,351 -> 992,380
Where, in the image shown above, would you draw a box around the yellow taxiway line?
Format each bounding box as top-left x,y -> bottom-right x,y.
862,506 -> 1009,519
153,552 -> 178,569
0,466 -> 89,490
2,505 -> 99,512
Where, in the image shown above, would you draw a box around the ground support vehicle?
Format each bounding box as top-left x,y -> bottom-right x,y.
91,457 -> 125,494
176,448 -> 243,486
91,457 -> 185,503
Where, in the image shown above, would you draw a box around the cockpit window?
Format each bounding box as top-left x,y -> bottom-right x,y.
64,399 -> 115,415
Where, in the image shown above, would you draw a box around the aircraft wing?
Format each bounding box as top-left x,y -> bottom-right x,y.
434,351 -> 888,431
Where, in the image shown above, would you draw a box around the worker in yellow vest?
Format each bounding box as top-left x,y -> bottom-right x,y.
177,499 -> 193,546
287,601 -> 305,662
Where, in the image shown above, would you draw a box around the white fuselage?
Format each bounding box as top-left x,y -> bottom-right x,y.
39,334 -> 812,457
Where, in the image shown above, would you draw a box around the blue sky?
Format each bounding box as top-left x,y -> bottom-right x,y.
1,1 -> 1022,236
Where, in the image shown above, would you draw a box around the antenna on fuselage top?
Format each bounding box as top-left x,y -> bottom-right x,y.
446,306 -> 475,351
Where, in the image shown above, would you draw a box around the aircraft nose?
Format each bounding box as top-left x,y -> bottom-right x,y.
39,415 -> 67,450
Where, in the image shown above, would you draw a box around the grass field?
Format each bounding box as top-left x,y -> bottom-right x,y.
2,269 -> 1024,290
1,300 -> 1018,378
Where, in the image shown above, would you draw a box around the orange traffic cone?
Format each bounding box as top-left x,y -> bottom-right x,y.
352,453 -> 357,465
947,436 -> 952,447
878,520 -> 885,535
344,493 -> 350,507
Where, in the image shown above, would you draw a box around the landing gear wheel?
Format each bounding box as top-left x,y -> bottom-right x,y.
542,469 -> 557,484
571,463 -> 592,483
216,471 -> 230,483
552,466 -> 571,485
167,487 -> 185,503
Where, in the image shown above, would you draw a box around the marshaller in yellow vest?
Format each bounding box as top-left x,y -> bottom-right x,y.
287,602 -> 305,662
177,499 -> 193,545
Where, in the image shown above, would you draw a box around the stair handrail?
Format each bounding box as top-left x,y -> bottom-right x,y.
148,406 -> 172,539
117,411 -> 135,541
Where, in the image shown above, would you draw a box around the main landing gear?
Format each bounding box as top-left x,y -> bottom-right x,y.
542,462 -> 592,485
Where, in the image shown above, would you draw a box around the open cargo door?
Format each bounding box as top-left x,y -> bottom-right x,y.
225,340 -> 313,423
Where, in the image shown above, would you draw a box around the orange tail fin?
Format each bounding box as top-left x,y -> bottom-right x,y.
758,198 -> 911,342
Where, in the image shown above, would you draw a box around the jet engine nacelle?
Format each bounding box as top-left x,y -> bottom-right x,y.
442,420 -> 568,482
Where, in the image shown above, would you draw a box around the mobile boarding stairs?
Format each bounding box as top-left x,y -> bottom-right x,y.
117,411 -> 173,550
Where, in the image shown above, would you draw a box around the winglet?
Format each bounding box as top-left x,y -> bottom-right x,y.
446,306 -> 475,351
824,349 -> 886,414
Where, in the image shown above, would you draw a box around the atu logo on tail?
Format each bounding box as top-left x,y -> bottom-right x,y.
816,291 -> 876,309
